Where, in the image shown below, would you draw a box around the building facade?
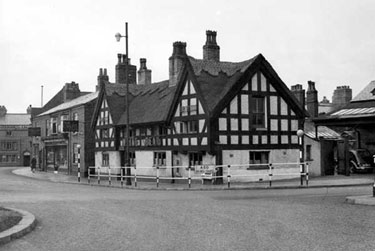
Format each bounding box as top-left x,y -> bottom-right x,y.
91,30 -> 307,182
31,81 -> 100,176
0,105 -> 32,167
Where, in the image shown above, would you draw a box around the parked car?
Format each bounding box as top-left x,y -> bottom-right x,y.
348,149 -> 374,173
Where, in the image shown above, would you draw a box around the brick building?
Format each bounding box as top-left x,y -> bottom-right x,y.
31,81 -> 100,176
0,105 -> 32,167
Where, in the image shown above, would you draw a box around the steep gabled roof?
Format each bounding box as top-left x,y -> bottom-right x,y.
117,80 -> 176,125
99,80 -> 176,126
189,56 -> 257,114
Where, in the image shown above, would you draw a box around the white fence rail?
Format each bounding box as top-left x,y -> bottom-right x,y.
86,162 -> 310,188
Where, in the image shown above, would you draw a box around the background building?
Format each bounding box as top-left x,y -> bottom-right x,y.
0,105 -> 32,167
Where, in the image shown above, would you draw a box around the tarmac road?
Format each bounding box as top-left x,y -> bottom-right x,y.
1,167 -> 375,251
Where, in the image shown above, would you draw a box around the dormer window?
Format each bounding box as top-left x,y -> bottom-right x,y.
371,88 -> 375,96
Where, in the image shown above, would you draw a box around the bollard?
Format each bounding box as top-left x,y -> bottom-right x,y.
134,166 -> 137,188
156,166 -> 160,188
306,162 -> 309,186
120,167 -> 124,188
188,166 -> 191,188
98,167 -> 100,185
108,166 -> 111,186
268,163 -> 273,187
77,146 -> 81,183
227,165 -> 231,188
88,167 -> 91,184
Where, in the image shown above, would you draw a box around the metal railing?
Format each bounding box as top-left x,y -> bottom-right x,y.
86,162 -> 310,189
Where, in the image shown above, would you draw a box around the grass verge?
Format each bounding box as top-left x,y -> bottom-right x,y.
0,207 -> 22,232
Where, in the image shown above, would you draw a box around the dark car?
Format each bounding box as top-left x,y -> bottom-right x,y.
348,149 -> 374,173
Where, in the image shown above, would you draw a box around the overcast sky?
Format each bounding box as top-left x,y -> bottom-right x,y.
1,0 -> 375,113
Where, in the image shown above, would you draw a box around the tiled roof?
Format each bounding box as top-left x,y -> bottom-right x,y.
38,92 -> 98,116
0,114 -> 31,125
189,56 -> 257,77
189,55 -> 259,113
351,80 -> 375,101
104,81 -> 175,125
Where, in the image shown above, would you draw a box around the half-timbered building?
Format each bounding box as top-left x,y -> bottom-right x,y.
92,31 -> 307,181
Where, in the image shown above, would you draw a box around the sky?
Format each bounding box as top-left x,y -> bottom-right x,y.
1,0 -> 375,113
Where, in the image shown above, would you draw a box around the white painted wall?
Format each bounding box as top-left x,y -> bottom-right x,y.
94,151 -> 121,174
304,137 -> 321,176
222,149 -> 301,182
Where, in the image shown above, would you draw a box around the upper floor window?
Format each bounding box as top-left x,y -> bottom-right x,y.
51,117 -> 57,134
6,131 -> 12,136
251,96 -> 265,128
73,112 -> 78,121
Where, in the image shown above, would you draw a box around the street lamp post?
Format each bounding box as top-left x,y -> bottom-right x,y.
115,22 -> 131,185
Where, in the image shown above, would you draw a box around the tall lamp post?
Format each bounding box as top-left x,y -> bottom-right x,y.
115,22 -> 131,185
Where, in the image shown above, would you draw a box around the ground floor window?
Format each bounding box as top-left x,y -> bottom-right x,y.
102,152 -> 109,166
0,154 -> 17,163
248,151 -> 269,169
189,152 -> 203,166
154,152 -> 166,166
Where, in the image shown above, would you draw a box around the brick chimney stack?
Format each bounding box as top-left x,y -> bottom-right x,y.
137,58 -> 152,85
332,85 -> 352,109
97,68 -> 109,91
63,82 -> 81,102
306,80 -> 318,118
203,30 -> 220,61
169,42 -> 187,87
290,84 -> 305,110
115,54 -> 137,84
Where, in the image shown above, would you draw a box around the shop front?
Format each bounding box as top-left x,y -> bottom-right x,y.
43,134 -> 69,174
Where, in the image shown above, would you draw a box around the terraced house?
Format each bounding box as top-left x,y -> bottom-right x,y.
91,31 -> 307,181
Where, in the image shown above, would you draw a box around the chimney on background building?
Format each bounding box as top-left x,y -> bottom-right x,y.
306,80 -> 318,118
115,54 -> 137,84
137,58 -> 152,85
27,105 -> 32,114
63,82 -> 81,102
169,42 -> 187,87
291,84 -> 305,110
97,68 -> 109,91
203,30 -> 220,61
0,105 -> 7,117
332,85 -> 352,109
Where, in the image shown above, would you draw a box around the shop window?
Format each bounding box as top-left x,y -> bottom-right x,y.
154,152 -> 166,166
248,151 -> 269,169
102,153 -> 109,166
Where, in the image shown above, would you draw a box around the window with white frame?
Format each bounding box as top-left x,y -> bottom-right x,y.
153,152 -> 166,166
251,96 -> 266,128
102,153 -> 109,166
